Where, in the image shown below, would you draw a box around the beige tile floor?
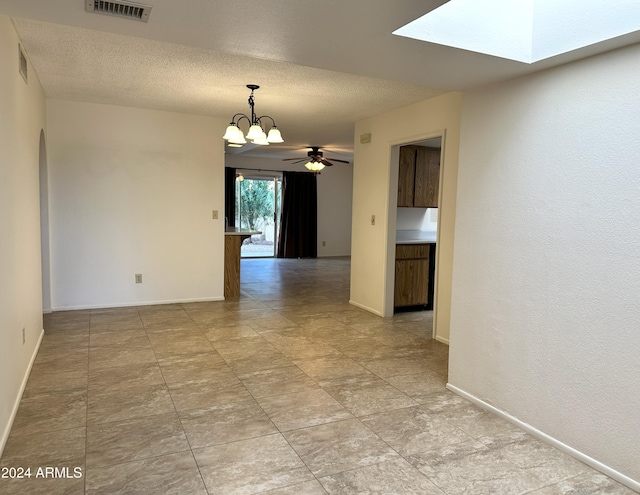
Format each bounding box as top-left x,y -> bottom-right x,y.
1,257 -> 635,494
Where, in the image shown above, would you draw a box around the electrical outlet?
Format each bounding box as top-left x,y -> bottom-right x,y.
212,210 -> 218,219
135,273 -> 142,284
370,215 -> 376,226
22,327 -> 25,345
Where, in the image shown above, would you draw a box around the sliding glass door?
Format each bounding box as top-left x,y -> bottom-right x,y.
235,172 -> 282,258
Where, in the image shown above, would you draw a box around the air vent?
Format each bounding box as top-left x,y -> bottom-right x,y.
18,43 -> 27,83
86,0 -> 152,23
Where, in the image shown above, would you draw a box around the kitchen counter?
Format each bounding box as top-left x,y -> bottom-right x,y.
225,227 -> 261,236
224,228 -> 261,298
396,230 -> 436,244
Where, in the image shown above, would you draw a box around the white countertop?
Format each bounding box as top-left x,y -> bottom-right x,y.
396,230 -> 437,244
225,227 -> 261,236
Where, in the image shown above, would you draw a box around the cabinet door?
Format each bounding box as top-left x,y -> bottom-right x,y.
396,243 -> 430,260
414,146 -> 440,208
397,146 -> 416,207
394,259 -> 429,307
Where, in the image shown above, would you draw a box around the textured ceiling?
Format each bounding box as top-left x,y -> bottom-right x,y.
2,0 -> 639,160
12,17 -> 444,158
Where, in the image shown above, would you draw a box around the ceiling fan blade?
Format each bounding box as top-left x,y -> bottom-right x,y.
325,157 -> 350,163
282,157 -> 306,161
320,159 -> 334,166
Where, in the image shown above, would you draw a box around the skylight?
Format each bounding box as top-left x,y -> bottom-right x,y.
393,0 -> 640,64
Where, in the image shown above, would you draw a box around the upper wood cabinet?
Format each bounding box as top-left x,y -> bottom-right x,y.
397,146 -> 416,207
397,145 -> 440,208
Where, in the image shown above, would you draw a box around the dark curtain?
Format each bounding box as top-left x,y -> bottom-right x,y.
224,167 -> 236,227
277,171 -> 317,258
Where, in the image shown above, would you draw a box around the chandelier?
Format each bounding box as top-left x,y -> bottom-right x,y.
223,85 -> 284,146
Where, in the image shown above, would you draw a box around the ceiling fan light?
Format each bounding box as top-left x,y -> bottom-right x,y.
228,143 -> 243,148
246,125 -> 264,140
304,161 -> 325,171
252,136 -> 270,145
266,127 -> 284,143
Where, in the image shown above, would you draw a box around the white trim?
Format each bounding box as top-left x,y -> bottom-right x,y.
349,299 -> 384,317
446,383 -> 640,493
0,328 -> 45,457
51,296 -> 225,311
384,130 -> 448,334
435,335 -> 449,345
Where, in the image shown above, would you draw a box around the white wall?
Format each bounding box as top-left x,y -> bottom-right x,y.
0,15 -> 47,453
225,155 -> 353,257
396,207 -> 438,232
47,100 -> 227,309
450,44 -> 640,487
351,92 -> 462,343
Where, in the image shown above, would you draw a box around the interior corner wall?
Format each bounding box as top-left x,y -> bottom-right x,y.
350,92 -> 461,339
47,100 -> 227,309
0,15 -> 47,453
225,155 -> 353,257
450,44 -> 640,485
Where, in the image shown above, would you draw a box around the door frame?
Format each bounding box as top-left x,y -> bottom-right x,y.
385,130 -> 446,341
235,169 -> 283,258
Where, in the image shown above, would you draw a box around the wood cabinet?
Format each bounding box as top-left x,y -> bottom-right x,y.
397,145 -> 440,208
394,243 -> 435,309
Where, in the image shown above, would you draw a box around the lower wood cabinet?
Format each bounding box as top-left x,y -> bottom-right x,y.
394,243 -> 435,310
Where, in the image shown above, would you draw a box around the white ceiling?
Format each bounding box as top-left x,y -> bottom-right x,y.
2,0 -> 639,160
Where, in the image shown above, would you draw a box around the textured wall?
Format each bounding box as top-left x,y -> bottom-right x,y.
47,100 -> 227,309
0,15 -> 47,454
450,43 -> 640,484
351,92 -> 462,343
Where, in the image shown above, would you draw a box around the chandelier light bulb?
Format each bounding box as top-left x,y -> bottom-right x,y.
223,124 -> 239,141
267,127 -> 284,143
246,125 -> 264,140
228,129 -> 246,144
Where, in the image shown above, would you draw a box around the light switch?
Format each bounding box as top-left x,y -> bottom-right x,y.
370,215 -> 376,225
212,210 -> 218,219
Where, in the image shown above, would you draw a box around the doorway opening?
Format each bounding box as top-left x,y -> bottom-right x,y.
235,170 -> 283,258
388,134 -> 446,342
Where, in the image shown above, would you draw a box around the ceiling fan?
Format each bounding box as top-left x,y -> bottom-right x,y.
282,147 -> 350,171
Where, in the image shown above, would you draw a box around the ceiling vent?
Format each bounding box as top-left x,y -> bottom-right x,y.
85,0 -> 152,23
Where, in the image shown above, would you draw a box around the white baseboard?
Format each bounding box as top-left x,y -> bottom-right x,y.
0,328 -> 45,458
446,383 -> 640,493
349,300 -> 384,317
435,335 -> 449,345
51,296 -> 226,312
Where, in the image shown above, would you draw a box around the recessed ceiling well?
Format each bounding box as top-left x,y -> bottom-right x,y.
394,0 -> 640,63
